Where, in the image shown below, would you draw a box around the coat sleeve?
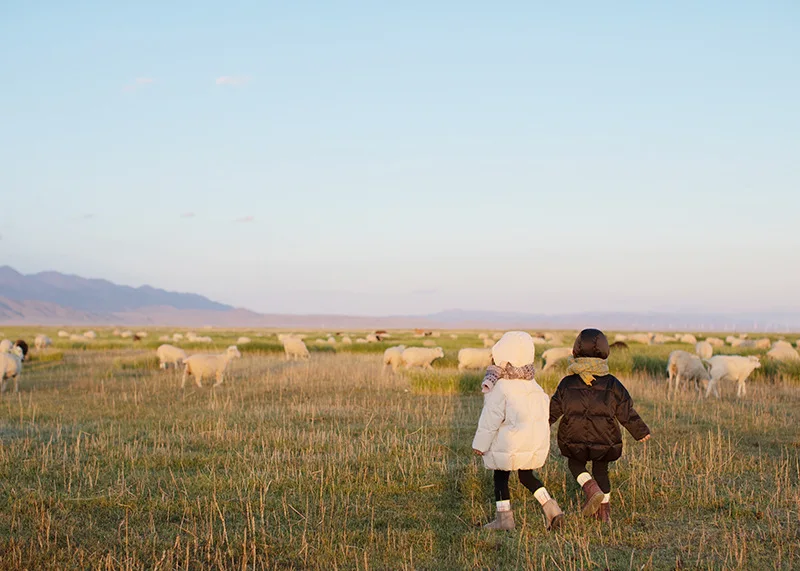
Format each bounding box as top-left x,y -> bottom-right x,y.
471,385 -> 506,453
613,378 -> 650,440
549,382 -> 564,426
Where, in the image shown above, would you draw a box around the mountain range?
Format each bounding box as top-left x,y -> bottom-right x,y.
1,266 -> 798,331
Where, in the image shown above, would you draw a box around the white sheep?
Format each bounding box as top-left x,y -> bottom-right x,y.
172,333 -> 184,342
767,341 -> 800,363
136,331 -> 148,338
725,335 -> 737,344
0,346 -> 24,393
326,337 -> 336,345
482,338 -> 495,348
754,338 -> 771,350
120,331 -> 134,339
667,350 -> 710,395
478,333 -> 489,340
158,335 -> 170,342
695,341 -> 713,360
57,330 -> 70,338
356,338 -> 368,344
530,336 -> 547,345
315,339 -> 326,345
83,330 -> 97,339
542,347 -> 573,372
0,339 -> 12,353
341,336 -> 352,344
181,345 -> 241,388
492,332 -> 503,340
69,334 -> 85,341
112,329 -> 121,336
34,335 -> 52,350
237,337 -> 251,344
704,355 -> 761,398
458,348 -> 493,371
157,344 -> 188,370
652,333 -> 670,344
449,334 -> 459,340
283,337 -> 310,360
193,336 -> 213,343
678,334 -> 697,344
730,338 -> 755,348
705,337 -> 725,348
382,345 -> 406,373
366,333 -> 379,343
401,347 -> 444,369
615,334 -> 628,342
628,333 -> 654,345
431,332 -> 441,338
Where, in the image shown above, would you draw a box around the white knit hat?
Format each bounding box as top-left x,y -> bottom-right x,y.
491,331 -> 536,368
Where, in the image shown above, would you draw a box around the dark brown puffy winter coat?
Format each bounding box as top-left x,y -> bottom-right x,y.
549,374 -> 650,462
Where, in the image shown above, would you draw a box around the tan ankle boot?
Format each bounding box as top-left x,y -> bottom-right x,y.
542,499 -> 564,531
484,509 -> 515,531
581,479 -> 604,516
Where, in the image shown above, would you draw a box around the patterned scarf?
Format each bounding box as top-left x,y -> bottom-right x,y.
481,363 -> 536,393
567,357 -> 609,386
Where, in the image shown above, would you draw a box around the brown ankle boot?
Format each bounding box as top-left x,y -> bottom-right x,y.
581,479 -> 604,516
593,502 -> 611,523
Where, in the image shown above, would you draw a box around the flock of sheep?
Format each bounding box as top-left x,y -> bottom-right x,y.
3,327 -> 799,398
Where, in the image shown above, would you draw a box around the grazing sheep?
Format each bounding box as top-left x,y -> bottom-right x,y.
483,338 -> 495,348
754,338 -> 771,350
57,330 -> 70,338
172,333 -> 184,342
450,334 -> 459,340
492,332 -> 503,341
181,346 -> 242,388
341,336 -> 352,344
136,331 -> 148,338
112,329 -> 121,336
401,347 -> 444,369
158,335 -> 170,342
422,339 -> 436,347
614,334 -> 628,342
157,344 -> 188,370
767,341 -> 800,363
705,337 -> 725,348
667,350 -> 710,395
1,346 -> 24,393
609,341 -> 629,350
478,333 -> 489,340
192,336 -> 213,343
35,335 -> 52,350
730,338 -> 755,348
236,336 -> 252,345
652,333 -> 670,344
366,334 -> 379,343
69,334 -> 84,341
458,348 -> 493,371
356,338 -> 368,344
283,337 -> 310,360
382,345 -> 407,372
695,341 -> 713,360
678,334 -> 697,344
704,355 -> 761,398
531,336 -> 547,345
544,332 -> 562,344
542,347 -> 573,372
628,333 -> 654,345
315,339 -> 326,345
0,339 -> 12,353
83,330 -> 97,339
120,331 -> 134,339
326,337 -> 336,345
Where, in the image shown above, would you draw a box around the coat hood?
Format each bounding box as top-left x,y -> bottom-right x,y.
492,331 -> 535,368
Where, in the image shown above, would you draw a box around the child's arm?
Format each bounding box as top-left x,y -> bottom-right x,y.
471,387 -> 506,454
548,384 -> 564,426
612,379 -> 651,441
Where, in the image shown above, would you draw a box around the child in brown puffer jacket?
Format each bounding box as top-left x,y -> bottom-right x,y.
548,328 -> 651,523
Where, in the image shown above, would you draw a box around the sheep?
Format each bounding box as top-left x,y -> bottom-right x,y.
181,345 -> 241,388
678,334 -> 697,344
283,337 -> 310,360
382,345 -> 406,373
112,329 -> 121,336
705,337 -> 725,348
57,330 -> 70,338
315,339 -> 326,345
542,347 -> 573,372
157,344 -> 188,369
422,339 -> 436,347
652,333 -> 670,344
458,347 -> 493,371
730,338 -> 755,348
610,341 -> 629,351
35,335 -> 52,350
531,336 -> 547,345
628,333 -> 654,344
13,340 -> 28,361
83,330 -> 97,339
172,333 -> 184,342
667,350 -> 710,395
1,346 -> 24,393
135,331 -> 148,338
235,336 -> 251,344
492,332 -> 503,341
341,336 -> 352,344
0,339 -> 11,353
192,336 -> 213,343
326,337 -> 336,345
704,355 -> 761,398
158,335 -> 170,342
695,341 -> 713,360
482,338 -> 495,348
431,332 -> 441,338
478,333 -> 489,340
544,332 -> 562,343
366,333 -> 379,343
449,334 -> 459,340
767,341 -> 800,363
754,338 -> 771,350
614,334 -> 628,342
356,338 -> 368,344
69,334 -> 84,341
401,347 -> 444,369
120,331 -> 134,339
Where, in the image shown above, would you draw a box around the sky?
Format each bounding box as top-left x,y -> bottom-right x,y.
1,1 -> 799,316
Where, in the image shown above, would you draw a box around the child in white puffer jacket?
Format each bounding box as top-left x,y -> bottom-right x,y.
472,331 -> 564,531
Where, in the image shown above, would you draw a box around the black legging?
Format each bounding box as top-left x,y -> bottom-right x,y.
494,470 -> 545,501
568,458 -> 611,493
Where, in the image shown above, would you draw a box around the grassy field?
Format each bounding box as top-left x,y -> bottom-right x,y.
0,328 -> 798,569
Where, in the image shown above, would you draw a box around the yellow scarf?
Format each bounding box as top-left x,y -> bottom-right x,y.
567,357 -> 609,386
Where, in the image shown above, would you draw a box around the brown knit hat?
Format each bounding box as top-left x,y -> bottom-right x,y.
572,329 -> 610,359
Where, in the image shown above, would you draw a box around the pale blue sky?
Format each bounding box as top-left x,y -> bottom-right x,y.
2,1 -> 799,315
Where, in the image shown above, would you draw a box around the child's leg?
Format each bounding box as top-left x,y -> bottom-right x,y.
591,461 -> 611,501
518,470 -> 551,506
485,470 -> 516,530
568,458 -> 593,486
493,470 -> 511,502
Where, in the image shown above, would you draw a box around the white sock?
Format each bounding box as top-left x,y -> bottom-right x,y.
533,487 -> 551,506
576,472 -> 592,487
602,493 -> 611,504
496,500 -> 511,512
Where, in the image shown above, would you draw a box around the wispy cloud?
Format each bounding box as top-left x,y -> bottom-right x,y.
234,216 -> 255,223
180,212 -> 196,219
215,75 -> 251,87
123,77 -> 155,92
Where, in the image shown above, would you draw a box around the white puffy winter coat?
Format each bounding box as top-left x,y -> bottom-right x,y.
471,331 -> 551,471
